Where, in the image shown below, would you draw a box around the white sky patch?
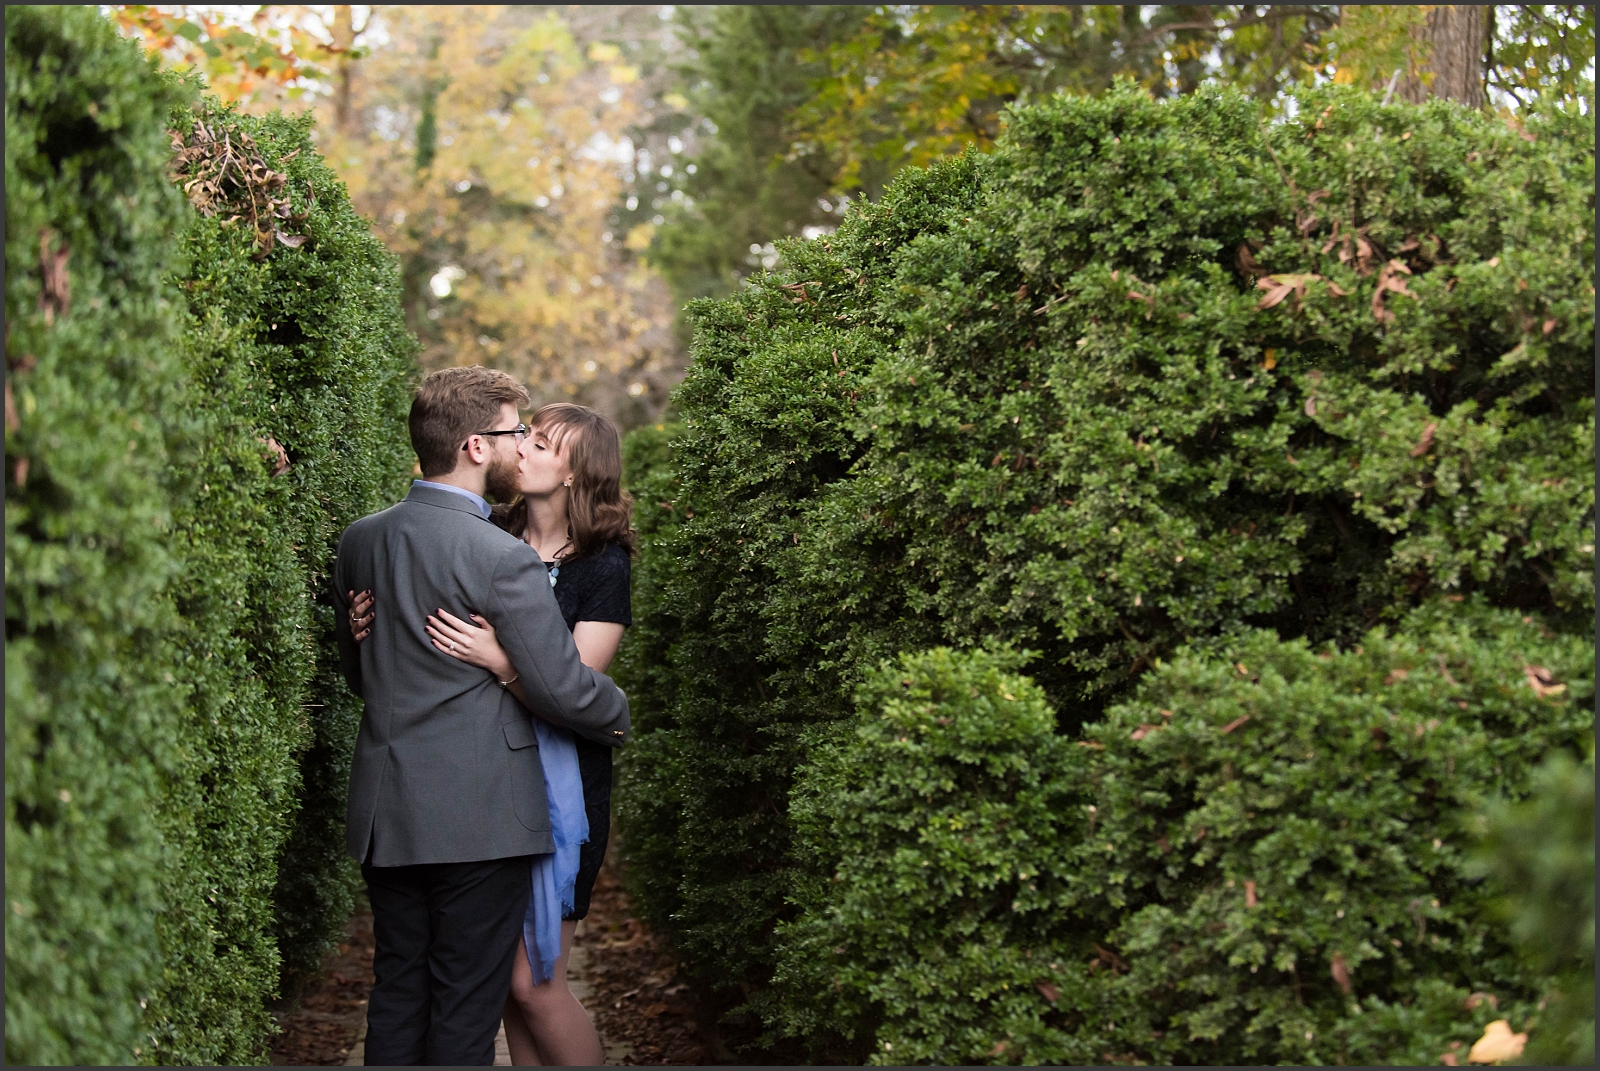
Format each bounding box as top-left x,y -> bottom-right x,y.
429,265 -> 466,298
578,130 -> 635,171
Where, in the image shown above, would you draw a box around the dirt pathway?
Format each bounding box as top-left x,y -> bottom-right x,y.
567,857 -> 708,1065
269,910 -> 374,1066
271,841 -> 708,1066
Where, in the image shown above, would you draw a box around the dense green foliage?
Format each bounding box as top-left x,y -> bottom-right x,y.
615,82 -> 1594,1060
147,100 -> 417,1063
784,607 -> 1592,1064
649,5 -> 868,305
6,7 -> 416,1064
660,6 -> 1593,247
1474,747 -> 1595,1065
5,8 -> 192,1063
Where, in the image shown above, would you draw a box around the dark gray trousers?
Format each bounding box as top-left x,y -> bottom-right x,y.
361,855 -> 531,1066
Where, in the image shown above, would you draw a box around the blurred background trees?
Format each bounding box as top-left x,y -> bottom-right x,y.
309,5 -> 682,425
112,5 -> 1593,428
649,3 -> 1591,306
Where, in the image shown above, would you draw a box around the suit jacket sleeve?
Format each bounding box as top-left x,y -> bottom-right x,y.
485,543 -> 630,747
332,536 -> 363,700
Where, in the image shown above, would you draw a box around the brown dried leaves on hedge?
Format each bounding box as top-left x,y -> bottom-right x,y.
169,110 -> 308,258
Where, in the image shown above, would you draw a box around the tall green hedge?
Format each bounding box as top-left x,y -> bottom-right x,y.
146,99 -> 417,1062
1474,747 -> 1595,1066
5,8 -> 192,1063
783,606 -> 1592,1064
5,7 -> 417,1064
614,81 -> 1594,1059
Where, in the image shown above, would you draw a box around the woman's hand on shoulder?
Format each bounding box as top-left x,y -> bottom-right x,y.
348,589 -> 374,643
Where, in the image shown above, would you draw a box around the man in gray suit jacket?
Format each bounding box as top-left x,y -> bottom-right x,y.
332,366 -> 628,1066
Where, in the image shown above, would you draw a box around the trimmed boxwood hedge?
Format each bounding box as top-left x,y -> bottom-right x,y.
783,606 -> 1593,1064
5,8 -> 192,1063
614,81 -> 1594,1059
146,99 -> 417,1063
1475,747 -> 1595,1066
6,7 -> 416,1064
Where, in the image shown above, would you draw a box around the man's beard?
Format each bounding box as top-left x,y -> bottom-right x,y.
484,453 -> 521,503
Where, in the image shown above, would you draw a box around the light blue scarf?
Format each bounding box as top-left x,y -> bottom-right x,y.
523,717 -> 589,983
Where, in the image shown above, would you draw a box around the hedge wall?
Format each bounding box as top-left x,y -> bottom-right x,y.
614,81 -> 1594,1060
148,98 -> 417,1063
5,7 -> 417,1064
1475,747 -> 1595,1066
783,606 -> 1592,1064
5,8 -> 192,1063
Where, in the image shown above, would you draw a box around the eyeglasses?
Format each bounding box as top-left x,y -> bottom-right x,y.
462,423 -> 528,449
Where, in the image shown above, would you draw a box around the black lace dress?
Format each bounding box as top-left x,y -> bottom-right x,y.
544,542 -> 632,920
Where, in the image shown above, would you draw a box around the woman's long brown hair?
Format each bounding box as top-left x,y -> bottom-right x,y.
493,403 -> 637,561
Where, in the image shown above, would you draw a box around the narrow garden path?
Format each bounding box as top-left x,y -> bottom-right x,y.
271,837 -> 709,1066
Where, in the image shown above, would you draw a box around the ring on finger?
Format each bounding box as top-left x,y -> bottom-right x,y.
449,640 -> 456,652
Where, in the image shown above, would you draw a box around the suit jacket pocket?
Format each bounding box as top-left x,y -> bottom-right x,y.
504,719 -> 548,831
503,719 -> 538,751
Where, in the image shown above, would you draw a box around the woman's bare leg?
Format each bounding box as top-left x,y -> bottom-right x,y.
503,944 -> 543,1066
507,920 -> 602,1066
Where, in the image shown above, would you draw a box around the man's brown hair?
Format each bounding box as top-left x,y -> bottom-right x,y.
409,366 -> 529,477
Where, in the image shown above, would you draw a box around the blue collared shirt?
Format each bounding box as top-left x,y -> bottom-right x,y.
413,479 -> 492,519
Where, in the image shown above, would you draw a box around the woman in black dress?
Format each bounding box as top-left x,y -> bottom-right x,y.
347,402 -> 634,1065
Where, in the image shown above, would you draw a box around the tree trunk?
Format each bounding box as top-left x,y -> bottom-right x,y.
331,5 -> 356,132
1397,5 -> 1485,107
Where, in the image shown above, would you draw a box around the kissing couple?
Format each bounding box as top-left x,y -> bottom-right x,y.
334,366 -> 637,1065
